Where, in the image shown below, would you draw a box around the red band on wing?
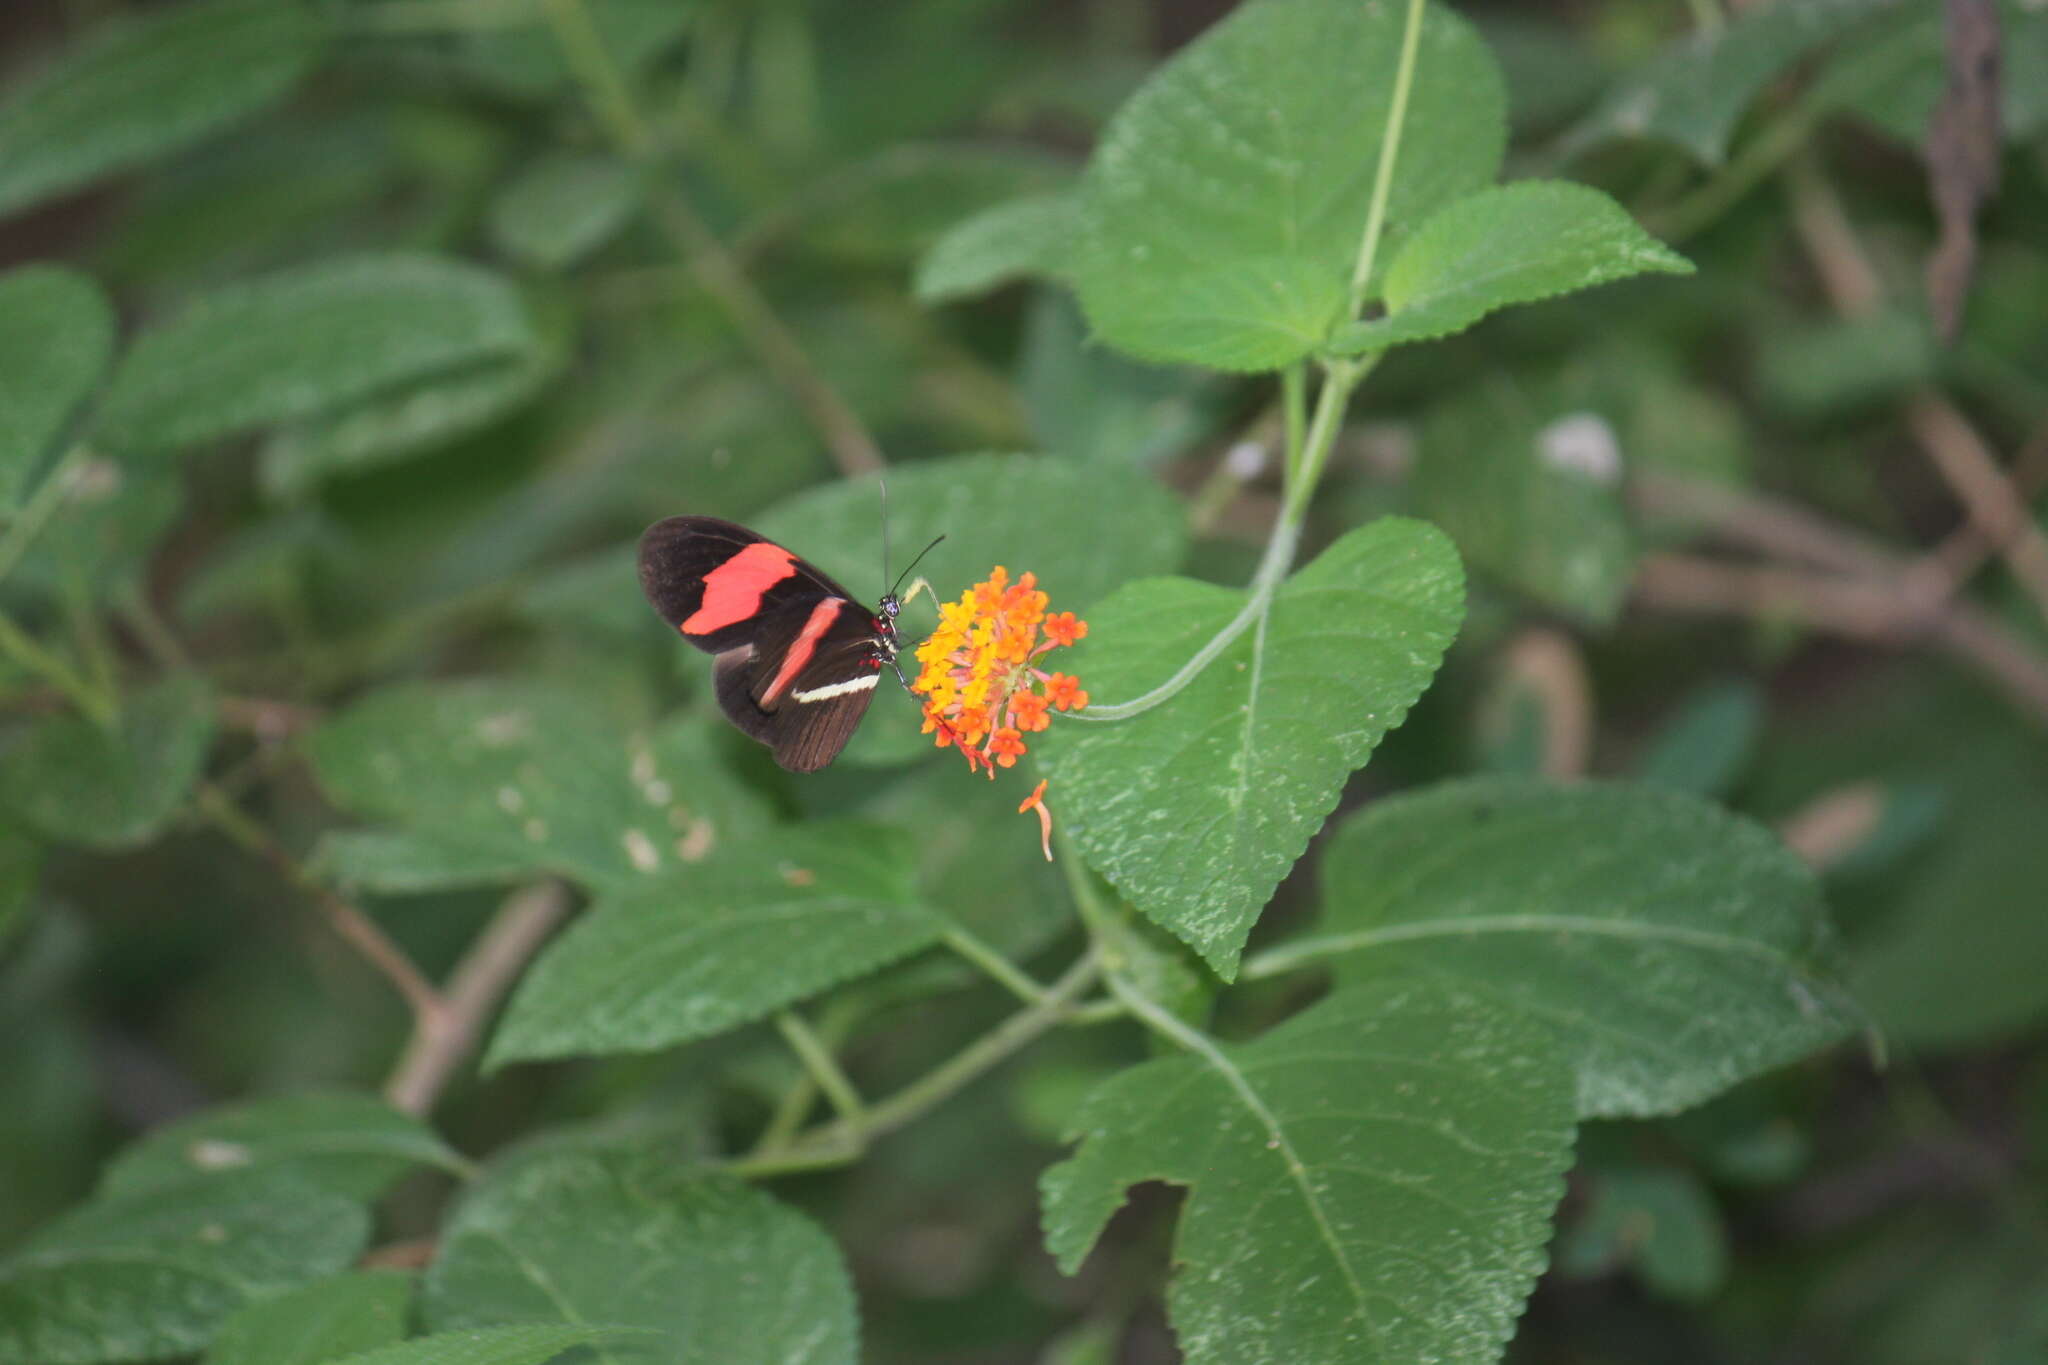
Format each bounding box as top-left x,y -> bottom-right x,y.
681,541 -> 800,633
760,598 -> 845,704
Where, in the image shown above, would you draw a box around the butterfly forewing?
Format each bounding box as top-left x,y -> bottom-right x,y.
639,515 -> 858,653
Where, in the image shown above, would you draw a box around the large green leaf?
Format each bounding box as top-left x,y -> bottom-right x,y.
307,682 -> 773,894
311,830 -> 538,897
96,253 -> 534,457
1041,984 -> 1575,1365
914,191 -> 1078,302
1038,518 -> 1464,976
100,1091 -> 466,1204
0,266 -> 114,509
1561,0 -> 1902,165
0,675 -> 215,851
0,1170 -> 369,1365
423,1145 -> 856,1365
1327,181 -> 1691,354
1414,372 -> 1634,626
0,0 -> 328,219
204,1271 -> 412,1365
487,825 -> 942,1066
1277,779 -> 1859,1117
1071,0 -> 1505,371
324,1327 -> 659,1365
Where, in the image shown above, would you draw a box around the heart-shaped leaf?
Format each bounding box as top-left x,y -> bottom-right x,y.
1327,181 -> 1692,354
204,1270 -> 412,1365
1274,778 -> 1860,1117
1072,0 -> 1505,371
1039,518 -> 1464,976
1042,983 -> 1574,1365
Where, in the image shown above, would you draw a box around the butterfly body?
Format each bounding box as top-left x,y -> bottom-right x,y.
639,516 -> 903,772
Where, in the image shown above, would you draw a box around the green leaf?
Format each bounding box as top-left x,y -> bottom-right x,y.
914,191 -> 1078,302
487,153 -> 642,270
307,682 -> 773,893
1327,182 -> 1691,354
1071,0 -> 1505,371
257,297 -> 571,499
96,253 -> 535,457
0,266 -> 114,509
0,1170 -> 370,1365
423,1145 -> 857,1365
1020,291 -> 1220,467
1414,375 -> 1634,626
755,453 -> 1187,616
1286,779 -> 1859,1117
1039,518 -> 1464,977
100,1091 -> 466,1203
0,675 -> 215,851
324,1326 -> 660,1365
1756,308 -> 1936,420
1635,680 -> 1763,796
311,830 -> 537,897
0,0 -> 328,220
1818,0 -> 2048,145
1561,0 -> 1904,165
487,824 -> 943,1066
204,1271 -> 412,1365
1041,984 -> 1575,1365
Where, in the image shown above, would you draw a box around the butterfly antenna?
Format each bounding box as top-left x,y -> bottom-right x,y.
891,533 -> 946,600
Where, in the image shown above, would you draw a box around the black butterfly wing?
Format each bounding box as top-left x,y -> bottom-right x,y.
638,515 -> 859,655
710,594 -> 885,772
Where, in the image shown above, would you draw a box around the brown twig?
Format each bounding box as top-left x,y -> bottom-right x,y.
1490,627 -> 1594,779
1777,781 -> 1887,870
1904,391 -> 2048,624
383,879 -> 573,1115
196,783 -> 443,1023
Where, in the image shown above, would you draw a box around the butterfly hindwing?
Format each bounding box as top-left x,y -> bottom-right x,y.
709,596 -> 883,773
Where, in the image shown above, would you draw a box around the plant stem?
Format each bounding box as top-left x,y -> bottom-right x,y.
1346,0 -> 1427,314
0,443 -> 88,587
196,782 -> 446,1033
728,947 -> 1100,1178
384,880 -> 572,1116
941,926 -> 1050,1005
542,0 -> 884,476
0,610 -> 116,726
773,1010 -> 866,1126
1074,0 -> 1422,722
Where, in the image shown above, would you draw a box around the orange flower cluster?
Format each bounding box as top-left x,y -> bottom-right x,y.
910,567 -> 1088,777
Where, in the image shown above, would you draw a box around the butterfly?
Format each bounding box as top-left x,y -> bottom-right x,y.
637,516 -> 938,772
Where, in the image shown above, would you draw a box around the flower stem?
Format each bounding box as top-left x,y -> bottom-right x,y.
774,1010 -> 866,1126
0,610 -> 116,727
728,947 -> 1100,1178
1070,0 -> 1427,723
941,926 -> 1050,1005
0,443 -> 88,587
